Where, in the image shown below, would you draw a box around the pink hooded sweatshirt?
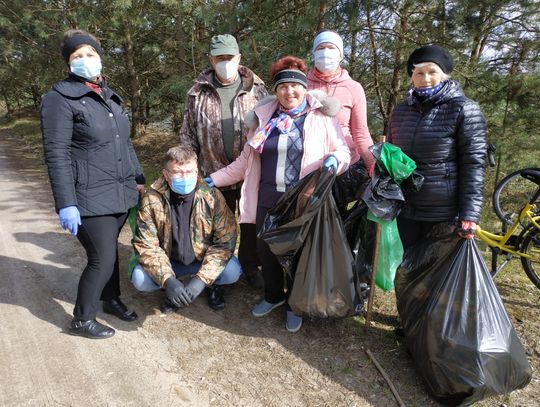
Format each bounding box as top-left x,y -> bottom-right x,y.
307,68 -> 374,170
210,91 -> 351,224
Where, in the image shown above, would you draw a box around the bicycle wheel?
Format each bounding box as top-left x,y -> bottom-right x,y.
520,225 -> 540,289
492,167 -> 540,226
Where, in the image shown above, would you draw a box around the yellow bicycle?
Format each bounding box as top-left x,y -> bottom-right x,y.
476,168 -> 540,289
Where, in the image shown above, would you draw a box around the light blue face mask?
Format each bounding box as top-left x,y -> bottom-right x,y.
70,57 -> 102,80
170,176 -> 197,195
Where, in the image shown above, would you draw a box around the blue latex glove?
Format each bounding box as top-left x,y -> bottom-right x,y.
322,155 -> 338,170
203,176 -> 215,188
59,206 -> 81,236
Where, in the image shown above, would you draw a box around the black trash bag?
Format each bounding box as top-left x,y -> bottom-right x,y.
395,225 -> 532,405
259,168 -> 364,318
342,200 -> 376,284
361,142 -> 424,221
332,159 -> 370,214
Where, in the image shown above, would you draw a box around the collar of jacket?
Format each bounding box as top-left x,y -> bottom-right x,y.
243,90 -> 341,131
188,65 -> 264,96
306,67 -> 352,84
52,76 -> 122,104
407,80 -> 464,109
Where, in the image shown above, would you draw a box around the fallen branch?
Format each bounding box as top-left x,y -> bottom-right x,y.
365,348 -> 406,407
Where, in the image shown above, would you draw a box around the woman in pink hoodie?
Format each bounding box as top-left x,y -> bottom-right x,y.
207,56 -> 350,332
307,30 -> 374,212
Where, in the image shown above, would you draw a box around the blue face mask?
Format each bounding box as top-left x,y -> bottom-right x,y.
170,176 -> 197,195
70,57 -> 102,80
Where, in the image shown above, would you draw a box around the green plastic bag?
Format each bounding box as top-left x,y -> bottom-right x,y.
127,204 -> 139,278
368,209 -> 404,292
376,142 -> 416,183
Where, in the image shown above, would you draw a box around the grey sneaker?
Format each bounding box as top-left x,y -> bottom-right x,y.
286,311 -> 303,333
252,299 -> 286,317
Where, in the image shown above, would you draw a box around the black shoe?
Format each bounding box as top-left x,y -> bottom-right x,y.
160,298 -> 179,314
207,286 -> 225,311
245,268 -> 264,289
395,326 -> 405,338
103,297 -> 138,322
68,319 -> 115,339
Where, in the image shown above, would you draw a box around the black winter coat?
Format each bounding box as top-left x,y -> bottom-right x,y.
388,80 -> 487,223
41,76 -> 144,216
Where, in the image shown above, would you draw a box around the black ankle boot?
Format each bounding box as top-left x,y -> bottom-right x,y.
68,319 -> 115,339
207,286 -> 225,310
103,297 -> 138,322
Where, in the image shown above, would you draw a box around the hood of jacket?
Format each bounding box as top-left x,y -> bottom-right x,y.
188,65 -> 265,97
243,90 -> 341,131
52,75 -> 122,104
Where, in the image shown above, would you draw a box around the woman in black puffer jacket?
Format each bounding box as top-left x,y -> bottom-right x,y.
387,45 -> 487,249
41,29 -> 145,339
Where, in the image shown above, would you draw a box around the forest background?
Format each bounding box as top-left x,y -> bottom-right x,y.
1,0 -> 539,193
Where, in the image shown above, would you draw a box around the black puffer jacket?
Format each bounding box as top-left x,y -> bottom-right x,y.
41,76 -> 144,216
387,80 -> 487,223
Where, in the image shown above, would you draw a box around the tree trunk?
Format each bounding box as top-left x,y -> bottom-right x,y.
124,28 -> 142,138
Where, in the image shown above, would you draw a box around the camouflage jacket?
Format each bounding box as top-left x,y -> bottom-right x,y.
132,177 -> 237,286
178,65 -> 268,189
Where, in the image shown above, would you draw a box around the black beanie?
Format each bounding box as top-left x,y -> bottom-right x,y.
407,45 -> 454,76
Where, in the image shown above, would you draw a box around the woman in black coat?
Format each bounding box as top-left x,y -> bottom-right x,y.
41,29 -> 145,339
387,45 -> 487,249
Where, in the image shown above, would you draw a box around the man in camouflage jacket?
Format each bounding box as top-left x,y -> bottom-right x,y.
131,146 -> 240,312
179,34 -> 267,289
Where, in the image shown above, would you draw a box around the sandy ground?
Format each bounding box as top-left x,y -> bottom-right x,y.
0,135 -> 538,407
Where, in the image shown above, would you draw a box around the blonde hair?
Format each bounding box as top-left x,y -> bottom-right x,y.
411,62 -> 451,84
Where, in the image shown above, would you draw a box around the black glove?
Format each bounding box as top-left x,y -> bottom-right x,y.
165,277 -> 190,307
184,276 -> 206,301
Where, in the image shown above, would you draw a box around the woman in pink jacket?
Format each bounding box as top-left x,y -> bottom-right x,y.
207,56 -> 350,332
308,30 -> 374,212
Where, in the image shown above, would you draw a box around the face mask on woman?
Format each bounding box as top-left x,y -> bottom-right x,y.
70,57 -> 102,80
215,60 -> 239,81
313,48 -> 342,73
170,176 -> 197,195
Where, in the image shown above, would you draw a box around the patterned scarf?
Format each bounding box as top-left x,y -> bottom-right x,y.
248,97 -> 307,153
413,81 -> 444,98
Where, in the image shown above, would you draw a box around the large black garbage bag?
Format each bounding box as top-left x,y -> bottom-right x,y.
332,160 -> 370,214
342,200 -> 376,284
259,168 -> 363,318
395,225 -> 532,405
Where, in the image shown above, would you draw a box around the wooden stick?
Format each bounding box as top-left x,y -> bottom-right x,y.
365,135 -> 386,325
365,348 -> 406,407
365,223 -> 381,324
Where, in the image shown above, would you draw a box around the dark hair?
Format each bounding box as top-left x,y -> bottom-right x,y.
162,145 -> 197,168
270,56 -> 308,79
61,29 -> 102,62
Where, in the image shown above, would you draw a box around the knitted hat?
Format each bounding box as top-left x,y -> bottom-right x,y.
209,34 -> 239,56
62,35 -> 103,62
407,45 -> 454,76
312,31 -> 344,57
273,69 -> 308,90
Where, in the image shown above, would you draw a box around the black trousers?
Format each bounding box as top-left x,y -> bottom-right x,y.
221,189 -> 260,272
256,206 -> 293,304
73,212 -> 128,320
396,216 -> 441,251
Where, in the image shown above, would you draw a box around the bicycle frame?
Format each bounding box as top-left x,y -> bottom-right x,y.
476,204 -> 539,264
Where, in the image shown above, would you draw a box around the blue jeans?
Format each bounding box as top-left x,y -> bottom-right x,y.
131,256 -> 242,292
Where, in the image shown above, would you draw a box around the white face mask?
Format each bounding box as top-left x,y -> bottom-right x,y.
70,57 -> 102,80
214,60 -> 239,81
313,48 -> 342,73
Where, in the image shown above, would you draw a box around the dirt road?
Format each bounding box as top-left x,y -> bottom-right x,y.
0,135 -> 537,407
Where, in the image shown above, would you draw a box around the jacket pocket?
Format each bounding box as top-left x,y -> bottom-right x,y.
72,160 -> 88,189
